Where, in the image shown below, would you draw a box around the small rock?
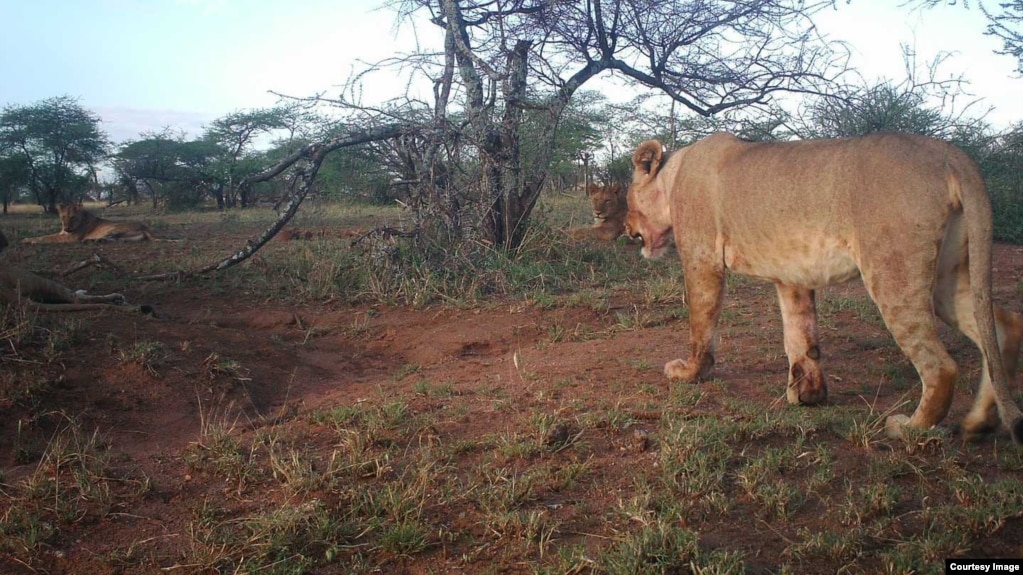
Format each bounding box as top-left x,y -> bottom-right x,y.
544,422 -> 573,449
630,428 -> 650,453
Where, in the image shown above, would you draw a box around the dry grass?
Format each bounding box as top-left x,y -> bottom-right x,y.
1,196 -> 1022,574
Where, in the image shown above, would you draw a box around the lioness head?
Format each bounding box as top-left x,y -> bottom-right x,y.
58,204 -> 87,233
625,140 -> 674,259
587,183 -> 626,223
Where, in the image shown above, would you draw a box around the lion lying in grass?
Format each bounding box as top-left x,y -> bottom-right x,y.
21,203 -> 157,244
1,229 -> 150,313
571,183 -> 629,242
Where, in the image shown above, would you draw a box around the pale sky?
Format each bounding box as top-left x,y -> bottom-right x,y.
1,0 -> 1020,144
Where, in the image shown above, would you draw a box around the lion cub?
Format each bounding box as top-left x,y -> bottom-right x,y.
22,203 -> 156,244
571,183 -> 629,242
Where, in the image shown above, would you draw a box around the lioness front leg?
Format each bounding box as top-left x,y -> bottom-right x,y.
776,284 -> 828,404
21,232 -> 75,244
666,265 -> 724,382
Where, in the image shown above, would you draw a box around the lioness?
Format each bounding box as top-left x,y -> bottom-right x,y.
21,203 -> 156,244
625,132 -> 1023,443
571,183 -> 629,241
1,229 -> 147,312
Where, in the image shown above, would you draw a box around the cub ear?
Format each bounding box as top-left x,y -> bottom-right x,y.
586,183 -> 599,197
632,140 -> 664,178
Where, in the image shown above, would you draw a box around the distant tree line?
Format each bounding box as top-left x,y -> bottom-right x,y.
0,1 -> 1021,247
2,85 -> 1023,241
0,92 -> 610,213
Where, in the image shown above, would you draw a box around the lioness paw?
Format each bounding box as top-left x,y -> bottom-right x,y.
884,414 -> 912,440
664,358 -> 710,382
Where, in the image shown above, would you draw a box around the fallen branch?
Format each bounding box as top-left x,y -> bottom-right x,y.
60,252 -> 128,278
138,122 -> 414,281
61,253 -> 103,277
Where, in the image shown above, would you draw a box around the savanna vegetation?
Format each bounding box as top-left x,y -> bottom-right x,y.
2,1 -> 1023,574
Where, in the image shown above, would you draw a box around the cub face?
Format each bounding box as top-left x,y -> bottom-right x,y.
587,183 -> 626,222
625,140 -> 674,259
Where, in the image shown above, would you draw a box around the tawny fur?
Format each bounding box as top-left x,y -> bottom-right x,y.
1,229 -> 143,313
21,204 -> 156,244
570,183 -> 629,242
625,132 -> 1023,443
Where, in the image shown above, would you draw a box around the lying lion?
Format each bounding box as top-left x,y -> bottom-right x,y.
625,132 -> 1023,443
571,183 -> 629,242
21,203 -> 156,244
1,229 -> 148,313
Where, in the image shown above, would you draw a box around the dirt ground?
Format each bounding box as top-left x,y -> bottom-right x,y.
2,219 -> 1022,574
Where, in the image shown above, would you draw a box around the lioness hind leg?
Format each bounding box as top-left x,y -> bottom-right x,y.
863,262 -> 958,434
116,232 -> 152,242
775,284 -> 827,405
72,290 -> 126,305
885,315 -> 958,433
962,308 -> 1023,434
934,262 -> 1023,435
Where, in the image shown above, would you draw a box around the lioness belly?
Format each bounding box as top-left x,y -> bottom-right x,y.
723,239 -> 860,288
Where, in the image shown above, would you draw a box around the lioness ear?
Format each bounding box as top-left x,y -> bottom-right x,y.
632,140 -> 664,178
587,183 -> 599,197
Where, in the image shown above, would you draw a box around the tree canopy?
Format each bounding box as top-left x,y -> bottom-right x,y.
307,0 -> 848,250
3,1 -> 1022,269
0,96 -> 109,212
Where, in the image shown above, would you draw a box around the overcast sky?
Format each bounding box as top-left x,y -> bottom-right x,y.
1,0 -> 1019,144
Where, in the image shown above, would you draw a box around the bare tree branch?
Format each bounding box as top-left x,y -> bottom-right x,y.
138,123 -> 413,281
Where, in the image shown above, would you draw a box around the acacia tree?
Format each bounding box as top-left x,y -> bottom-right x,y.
985,123 -> 1023,241
204,105 -> 304,209
113,129 -> 189,207
0,96 -> 109,212
911,0 -> 1022,73
0,152 -> 31,214
983,0 -> 1023,72
374,0 -> 844,250
211,0 -> 843,275
796,44 -> 987,140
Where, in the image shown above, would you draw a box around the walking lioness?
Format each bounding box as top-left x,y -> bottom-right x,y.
22,203 -> 156,244
625,132 -> 1023,443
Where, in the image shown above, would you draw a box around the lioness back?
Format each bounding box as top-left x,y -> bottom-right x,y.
683,133 -> 967,285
